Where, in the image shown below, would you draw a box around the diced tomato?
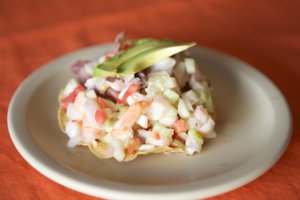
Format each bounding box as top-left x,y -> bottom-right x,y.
97,97 -> 108,109
125,137 -> 141,154
60,85 -> 85,110
173,119 -> 187,133
61,93 -> 76,109
95,109 -> 107,125
74,85 -> 85,94
118,83 -> 139,103
152,132 -> 160,140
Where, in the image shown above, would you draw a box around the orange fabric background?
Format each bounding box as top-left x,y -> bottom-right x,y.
1,0 -> 299,199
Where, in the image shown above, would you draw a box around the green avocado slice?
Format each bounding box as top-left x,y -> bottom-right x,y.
117,42 -> 196,74
93,39 -> 175,77
93,68 -> 116,78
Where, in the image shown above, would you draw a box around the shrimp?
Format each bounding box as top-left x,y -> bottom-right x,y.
112,101 -> 151,139
194,105 -> 215,136
114,101 -> 151,129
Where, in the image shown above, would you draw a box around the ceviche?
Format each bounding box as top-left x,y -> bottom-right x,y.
58,32 -> 216,161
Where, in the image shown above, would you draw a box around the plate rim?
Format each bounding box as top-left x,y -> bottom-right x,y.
7,44 -> 292,200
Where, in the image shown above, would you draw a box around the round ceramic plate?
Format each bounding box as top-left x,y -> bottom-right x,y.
7,44 -> 292,200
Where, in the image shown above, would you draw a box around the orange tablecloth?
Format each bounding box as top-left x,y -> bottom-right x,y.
1,0 -> 299,199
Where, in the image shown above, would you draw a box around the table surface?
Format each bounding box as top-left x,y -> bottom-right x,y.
1,0 -> 299,199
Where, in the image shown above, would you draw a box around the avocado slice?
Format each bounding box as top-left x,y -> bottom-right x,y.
93,68 -> 117,78
93,39 -> 175,77
117,42 -> 196,74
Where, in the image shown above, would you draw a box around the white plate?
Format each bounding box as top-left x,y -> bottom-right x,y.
7,44 -> 292,200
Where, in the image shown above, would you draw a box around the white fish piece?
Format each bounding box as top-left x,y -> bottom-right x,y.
105,79 -> 124,91
66,103 -> 84,121
139,144 -> 155,151
82,99 -> 100,127
112,128 -> 133,140
182,96 -> 193,111
65,121 -> 81,138
127,92 -> 146,105
185,130 -> 203,155
185,137 -> 202,155
137,129 -> 151,140
194,105 -> 209,124
159,106 -> 178,127
82,127 -> 98,143
122,74 -> 135,84
85,78 -> 96,89
151,57 -> 176,73
64,79 -> 79,97
74,91 -> 87,115
147,95 -> 170,121
84,77 -> 107,92
178,98 -> 191,118
146,136 -> 170,147
67,135 -> 83,148
199,117 -> 215,135
86,89 -> 97,98
137,115 -> 148,128
112,140 -> 125,161
187,117 -> 201,130
204,130 -> 217,139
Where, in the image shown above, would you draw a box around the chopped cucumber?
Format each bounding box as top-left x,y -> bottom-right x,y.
178,132 -> 188,140
172,139 -> 185,149
178,98 -> 191,118
163,89 -> 180,105
152,122 -> 174,140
